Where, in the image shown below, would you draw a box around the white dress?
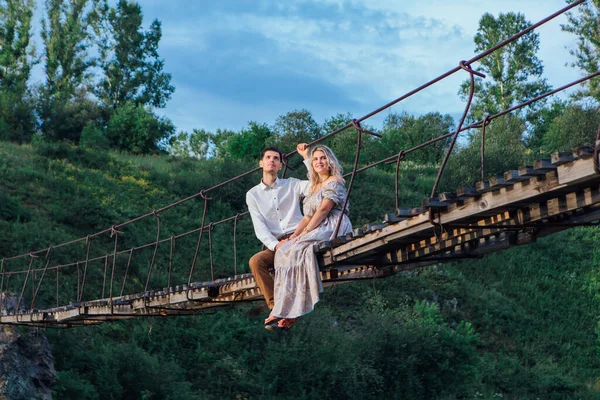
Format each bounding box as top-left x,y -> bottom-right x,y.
270,180 -> 353,319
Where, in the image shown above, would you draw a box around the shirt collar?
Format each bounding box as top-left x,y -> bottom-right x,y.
260,177 -> 280,190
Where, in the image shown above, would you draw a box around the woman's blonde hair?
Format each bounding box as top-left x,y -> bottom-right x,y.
307,145 -> 344,193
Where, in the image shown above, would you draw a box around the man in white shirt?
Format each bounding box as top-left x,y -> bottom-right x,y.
246,145 -> 309,312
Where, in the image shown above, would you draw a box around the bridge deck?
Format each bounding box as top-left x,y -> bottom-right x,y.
2,150 -> 600,327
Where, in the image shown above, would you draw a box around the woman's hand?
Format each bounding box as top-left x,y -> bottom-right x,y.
297,143 -> 310,160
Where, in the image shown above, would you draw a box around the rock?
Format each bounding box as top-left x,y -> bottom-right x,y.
0,294 -> 56,400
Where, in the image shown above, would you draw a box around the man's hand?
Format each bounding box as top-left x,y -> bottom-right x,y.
275,238 -> 289,251
297,143 -> 310,160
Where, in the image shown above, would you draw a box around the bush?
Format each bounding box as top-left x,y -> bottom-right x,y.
106,102 -> 175,154
39,93 -> 102,144
0,192 -> 32,223
0,91 -> 37,143
80,122 -> 109,151
442,115 -> 528,191
541,104 -> 600,152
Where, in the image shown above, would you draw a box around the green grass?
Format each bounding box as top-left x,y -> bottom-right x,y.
1,140 -> 599,399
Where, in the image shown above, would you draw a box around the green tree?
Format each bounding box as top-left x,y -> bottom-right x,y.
524,100 -> 567,154
272,109 -> 321,151
321,112 -> 382,167
226,122 -> 273,161
0,0 -> 37,143
459,12 -> 551,122
562,0 -> 600,101
105,101 -> 174,154
169,129 -> 210,159
39,0 -> 99,142
379,112 -> 454,165
443,114 -> 528,190
541,104 -> 600,152
207,128 -> 236,159
95,0 -> 174,110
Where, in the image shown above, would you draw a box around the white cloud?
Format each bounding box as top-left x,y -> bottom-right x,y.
150,0 -> 585,131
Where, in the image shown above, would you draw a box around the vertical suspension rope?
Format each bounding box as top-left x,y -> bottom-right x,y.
31,247 -> 54,311
593,123 -> 600,175
16,253 -> 38,312
188,191 -> 211,285
168,236 -> 174,289
430,61 -> 483,197
208,223 -> 215,281
102,255 -> 109,299
4,273 -> 11,313
144,211 -> 161,292
394,151 -> 407,212
334,122 -> 363,239
281,154 -> 289,178
120,249 -> 134,297
76,262 -> 81,301
0,258 -> 5,315
233,214 -> 241,276
4,272 -> 10,293
428,62 -> 482,239
79,235 -> 92,302
109,227 -> 121,301
480,114 -> 491,181
56,267 -> 60,307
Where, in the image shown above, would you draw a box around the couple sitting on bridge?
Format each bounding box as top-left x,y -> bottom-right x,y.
246,143 -> 352,331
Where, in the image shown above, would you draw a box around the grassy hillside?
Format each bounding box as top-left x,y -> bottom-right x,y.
1,140 -> 598,399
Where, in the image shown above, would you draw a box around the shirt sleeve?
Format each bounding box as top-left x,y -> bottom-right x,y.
289,177 -> 310,197
246,191 -> 279,251
298,159 -> 311,195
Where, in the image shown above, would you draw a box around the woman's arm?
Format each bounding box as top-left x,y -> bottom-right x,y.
290,215 -> 311,239
297,199 -> 335,237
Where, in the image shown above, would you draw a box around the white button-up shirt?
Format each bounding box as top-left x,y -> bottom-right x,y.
246,167 -> 310,251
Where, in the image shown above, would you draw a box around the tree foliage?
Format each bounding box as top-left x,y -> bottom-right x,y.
41,0 -> 96,100
95,0 -> 174,110
39,0 -> 99,141
460,12 -> 551,122
541,104 -> 600,153
272,109 -> 321,149
0,0 -> 37,142
105,101 -> 174,154
379,111 -> 454,165
562,0 -> 600,101
168,129 -> 211,159
227,122 -> 274,161
443,115 -> 528,190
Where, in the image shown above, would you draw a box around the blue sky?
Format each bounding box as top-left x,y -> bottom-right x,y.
34,0 -> 584,134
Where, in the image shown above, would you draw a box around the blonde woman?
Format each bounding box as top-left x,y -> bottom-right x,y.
265,144 -> 352,331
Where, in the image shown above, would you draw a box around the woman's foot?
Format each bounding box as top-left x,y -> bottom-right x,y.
264,315 -> 280,326
277,318 -> 297,329
264,317 -> 298,332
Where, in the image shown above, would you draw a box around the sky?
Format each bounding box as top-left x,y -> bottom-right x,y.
34,0 -> 585,134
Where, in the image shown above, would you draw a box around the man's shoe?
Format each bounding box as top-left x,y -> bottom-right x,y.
264,321 -> 284,332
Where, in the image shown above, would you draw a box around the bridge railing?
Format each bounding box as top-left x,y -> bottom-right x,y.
1,0 -> 597,317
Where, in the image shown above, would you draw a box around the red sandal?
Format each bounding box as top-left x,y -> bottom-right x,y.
277,318 -> 298,330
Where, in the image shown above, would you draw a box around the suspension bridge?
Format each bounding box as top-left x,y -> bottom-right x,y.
0,0 -> 599,327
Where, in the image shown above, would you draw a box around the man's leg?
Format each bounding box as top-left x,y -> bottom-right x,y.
249,249 -> 276,309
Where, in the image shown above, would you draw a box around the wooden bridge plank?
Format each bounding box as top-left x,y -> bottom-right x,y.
323,157 -> 599,265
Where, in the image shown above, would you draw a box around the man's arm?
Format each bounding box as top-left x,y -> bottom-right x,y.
246,191 -> 279,251
291,158 -> 312,197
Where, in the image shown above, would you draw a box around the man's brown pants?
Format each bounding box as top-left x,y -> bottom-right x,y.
249,249 -> 276,309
